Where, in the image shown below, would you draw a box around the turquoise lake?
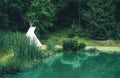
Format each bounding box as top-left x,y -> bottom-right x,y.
5,53 -> 120,78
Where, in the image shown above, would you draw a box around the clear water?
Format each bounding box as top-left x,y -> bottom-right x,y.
5,53 -> 120,78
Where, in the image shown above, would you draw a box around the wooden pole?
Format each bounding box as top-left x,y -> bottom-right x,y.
28,19 -> 35,27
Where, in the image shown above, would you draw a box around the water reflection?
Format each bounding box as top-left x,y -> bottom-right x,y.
6,53 -> 120,78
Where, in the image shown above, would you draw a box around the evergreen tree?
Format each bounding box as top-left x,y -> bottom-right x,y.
114,23 -> 120,40
82,0 -> 116,40
0,0 -> 32,31
25,0 -> 56,38
51,0 -> 71,11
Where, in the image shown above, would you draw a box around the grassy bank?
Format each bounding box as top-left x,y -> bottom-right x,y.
0,32 -> 42,76
86,46 -> 120,53
42,28 -> 120,52
0,29 -> 120,77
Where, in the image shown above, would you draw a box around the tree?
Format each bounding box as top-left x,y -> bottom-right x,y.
82,0 -> 116,40
0,1 -> 10,31
67,0 -> 88,37
24,0 -> 56,38
0,0 -> 32,31
51,0 -> 71,12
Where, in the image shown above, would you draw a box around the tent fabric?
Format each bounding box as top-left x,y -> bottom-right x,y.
26,27 -> 42,47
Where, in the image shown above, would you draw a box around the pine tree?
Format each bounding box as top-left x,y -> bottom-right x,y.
25,0 -> 56,38
0,0 -> 32,31
82,0 -> 116,40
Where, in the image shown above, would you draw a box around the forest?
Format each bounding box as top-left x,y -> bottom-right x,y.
0,0 -> 120,78
0,0 -> 120,40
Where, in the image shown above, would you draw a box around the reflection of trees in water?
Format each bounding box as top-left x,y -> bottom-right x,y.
60,53 -> 89,68
7,53 -> 120,78
79,53 -> 120,78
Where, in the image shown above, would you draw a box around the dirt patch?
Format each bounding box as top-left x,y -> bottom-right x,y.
92,40 -> 116,46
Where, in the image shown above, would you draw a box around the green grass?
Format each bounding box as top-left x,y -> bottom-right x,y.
0,53 -> 13,64
43,28 -> 120,47
42,28 -> 120,52
86,46 -> 120,53
42,28 -> 70,44
0,31 -> 42,76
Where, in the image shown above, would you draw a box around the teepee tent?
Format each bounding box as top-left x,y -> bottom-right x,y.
26,20 -> 42,47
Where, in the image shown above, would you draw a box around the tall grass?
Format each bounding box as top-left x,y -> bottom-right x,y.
46,40 -> 56,53
0,31 -> 41,76
0,31 -> 41,61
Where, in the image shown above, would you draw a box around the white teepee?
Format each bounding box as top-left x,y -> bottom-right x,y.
26,20 -> 42,47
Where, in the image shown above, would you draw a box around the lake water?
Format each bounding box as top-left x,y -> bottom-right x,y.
5,53 -> 120,78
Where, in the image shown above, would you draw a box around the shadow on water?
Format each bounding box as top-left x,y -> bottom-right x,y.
5,52 -> 120,78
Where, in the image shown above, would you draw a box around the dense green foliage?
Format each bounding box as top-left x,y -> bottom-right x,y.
0,32 -> 41,61
25,0 -> 56,37
0,0 -> 32,31
0,57 -> 24,76
0,32 -> 42,76
0,0 -> 120,39
78,43 -> 86,50
1,0 -> 120,76
82,0 -> 116,40
63,38 -> 79,51
62,38 -> 86,52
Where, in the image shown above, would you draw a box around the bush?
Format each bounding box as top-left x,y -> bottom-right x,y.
68,24 -> 81,38
68,22 -> 89,38
78,43 -> 86,50
62,38 -> 78,52
46,40 -> 56,53
0,58 -> 23,76
62,38 -> 86,52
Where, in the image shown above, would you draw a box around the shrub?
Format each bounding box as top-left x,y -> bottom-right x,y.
0,58 -> 23,76
78,43 -> 86,50
62,38 -> 78,52
62,38 -> 86,53
68,24 -> 81,38
68,22 -> 89,38
46,40 -> 56,53
41,40 -> 56,57
56,48 -> 63,53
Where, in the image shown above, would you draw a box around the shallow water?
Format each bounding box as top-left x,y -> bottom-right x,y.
5,53 -> 120,78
